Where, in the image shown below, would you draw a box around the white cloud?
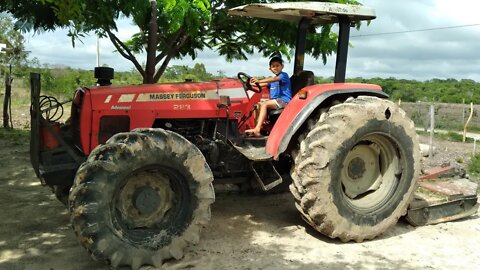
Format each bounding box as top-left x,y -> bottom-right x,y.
23,0 -> 480,82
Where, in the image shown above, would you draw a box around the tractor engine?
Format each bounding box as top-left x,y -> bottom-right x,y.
153,119 -> 252,180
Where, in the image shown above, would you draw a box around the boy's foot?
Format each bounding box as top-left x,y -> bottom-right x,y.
245,129 -> 262,137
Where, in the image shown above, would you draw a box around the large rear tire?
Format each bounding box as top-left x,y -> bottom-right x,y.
68,128 -> 215,269
290,96 -> 420,242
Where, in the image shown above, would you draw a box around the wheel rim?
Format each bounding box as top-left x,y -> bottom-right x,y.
116,169 -> 174,229
112,165 -> 193,246
340,133 -> 401,212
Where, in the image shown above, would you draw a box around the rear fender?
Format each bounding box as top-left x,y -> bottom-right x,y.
266,83 -> 388,159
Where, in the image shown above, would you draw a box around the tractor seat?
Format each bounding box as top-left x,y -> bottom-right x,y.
268,108 -> 283,118
268,70 -> 315,120
290,70 -> 315,96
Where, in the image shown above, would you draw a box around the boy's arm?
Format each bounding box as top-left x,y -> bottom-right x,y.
251,75 -> 281,85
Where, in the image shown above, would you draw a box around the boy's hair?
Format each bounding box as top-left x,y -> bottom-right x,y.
269,56 -> 283,66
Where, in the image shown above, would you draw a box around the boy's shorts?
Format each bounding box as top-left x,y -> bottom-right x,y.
274,98 -> 287,109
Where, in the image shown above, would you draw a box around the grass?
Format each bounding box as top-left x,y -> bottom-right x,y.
0,127 -> 30,140
416,130 -> 474,143
467,154 -> 480,193
468,153 -> 480,175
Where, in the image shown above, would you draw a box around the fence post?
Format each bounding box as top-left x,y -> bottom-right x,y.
429,103 -> 435,157
474,138 -> 477,155
424,102 -> 429,132
463,102 -> 473,143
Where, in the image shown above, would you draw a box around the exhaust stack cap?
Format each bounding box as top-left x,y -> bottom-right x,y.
94,67 -> 114,86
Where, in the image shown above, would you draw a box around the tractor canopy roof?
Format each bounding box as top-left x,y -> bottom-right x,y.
228,2 -> 376,24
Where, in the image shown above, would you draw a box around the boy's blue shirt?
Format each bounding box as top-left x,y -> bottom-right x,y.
268,72 -> 292,103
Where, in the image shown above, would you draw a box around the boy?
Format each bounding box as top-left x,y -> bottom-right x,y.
245,56 -> 292,137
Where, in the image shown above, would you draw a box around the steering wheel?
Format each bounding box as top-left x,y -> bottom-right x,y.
237,72 -> 262,93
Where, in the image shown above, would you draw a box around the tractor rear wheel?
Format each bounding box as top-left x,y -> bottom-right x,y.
290,96 -> 419,242
68,128 -> 214,269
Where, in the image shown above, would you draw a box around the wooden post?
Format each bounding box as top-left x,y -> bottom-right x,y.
429,104 -> 435,157
2,73 -> 12,129
424,102 -> 429,132
463,102 -> 473,143
474,138 -> 477,155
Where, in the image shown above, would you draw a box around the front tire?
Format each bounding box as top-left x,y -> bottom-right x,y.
69,128 -> 215,269
290,96 -> 420,242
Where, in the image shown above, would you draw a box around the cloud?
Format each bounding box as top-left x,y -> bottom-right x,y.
23,0 -> 480,82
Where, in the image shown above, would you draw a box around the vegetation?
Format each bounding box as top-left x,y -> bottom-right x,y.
0,14 -> 28,68
13,63 -> 222,97
467,153 -> 480,176
0,127 -> 29,140
0,0 -> 361,84
416,130 -> 474,143
315,76 -> 480,104
4,63 -> 480,104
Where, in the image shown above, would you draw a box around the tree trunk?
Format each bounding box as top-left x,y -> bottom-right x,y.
3,75 -> 12,129
144,0 -> 158,84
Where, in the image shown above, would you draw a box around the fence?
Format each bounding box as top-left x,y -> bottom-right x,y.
400,102 -> 480,132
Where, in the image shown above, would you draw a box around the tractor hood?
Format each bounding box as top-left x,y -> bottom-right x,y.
228,2 -> 376,24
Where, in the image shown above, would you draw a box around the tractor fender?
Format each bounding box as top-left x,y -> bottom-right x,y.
266,83 -> 388,159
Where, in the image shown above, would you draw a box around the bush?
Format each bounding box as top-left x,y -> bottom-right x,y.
467,153 -> 480,175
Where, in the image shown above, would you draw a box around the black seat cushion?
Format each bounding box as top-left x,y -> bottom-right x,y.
290,70 -> 315,96
269,108 -> 283,117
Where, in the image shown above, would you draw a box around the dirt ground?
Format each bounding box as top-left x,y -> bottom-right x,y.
0,107 -> 479,269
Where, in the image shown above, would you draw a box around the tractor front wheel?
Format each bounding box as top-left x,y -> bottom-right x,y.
68,129 -> 214,269
290,96 -> 420,242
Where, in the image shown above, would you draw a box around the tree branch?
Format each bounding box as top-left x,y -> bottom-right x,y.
155,26 -> 187,65
153,33 -> 190,82
106,29 -> 145,78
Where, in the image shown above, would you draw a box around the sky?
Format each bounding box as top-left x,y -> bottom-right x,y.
22,0 -> 480,81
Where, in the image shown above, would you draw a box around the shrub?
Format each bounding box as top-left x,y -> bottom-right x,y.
467,153 -> 480,175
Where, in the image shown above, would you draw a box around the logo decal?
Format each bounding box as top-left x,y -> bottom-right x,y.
118,94 -> 136,103
111,105 -> 131,110
137,92 -> 207,101
104,95 -> 112,103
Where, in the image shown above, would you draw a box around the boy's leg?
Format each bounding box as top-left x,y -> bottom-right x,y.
246,100 -> 278,136
253,103 -> 260,125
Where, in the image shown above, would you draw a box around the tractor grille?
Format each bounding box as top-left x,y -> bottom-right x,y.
99,116 -> 130,144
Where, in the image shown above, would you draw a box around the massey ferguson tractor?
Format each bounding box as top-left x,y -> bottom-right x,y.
30,2 -> 421,269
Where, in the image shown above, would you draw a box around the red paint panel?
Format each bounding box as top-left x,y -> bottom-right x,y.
80,79 -> 262,154
79,89 -> 93,154
266,83 -> 383,158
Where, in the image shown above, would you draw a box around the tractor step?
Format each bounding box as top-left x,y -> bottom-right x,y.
250,160 -> 283,191
230,136 -> 272,161
406,178 -> 479,226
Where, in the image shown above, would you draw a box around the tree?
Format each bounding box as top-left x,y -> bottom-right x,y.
0,14 -> 28,73
0,14 -> 29,129
0,0 -> 361,84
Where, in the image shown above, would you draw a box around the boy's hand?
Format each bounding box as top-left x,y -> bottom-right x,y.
250,77 -> 259,84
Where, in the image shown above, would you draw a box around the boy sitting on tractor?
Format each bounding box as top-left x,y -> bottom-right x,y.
246,56 -> 292,137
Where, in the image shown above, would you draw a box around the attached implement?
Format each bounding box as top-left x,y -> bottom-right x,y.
407,169 -> 479,226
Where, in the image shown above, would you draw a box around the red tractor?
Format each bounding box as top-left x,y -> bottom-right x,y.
30,2 -> 419,269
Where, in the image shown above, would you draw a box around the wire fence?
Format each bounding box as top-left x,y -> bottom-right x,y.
400,102 -> 480,132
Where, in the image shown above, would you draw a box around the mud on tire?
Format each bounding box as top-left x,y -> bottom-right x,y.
68,128 -> 215,269
290,96 -> 420,242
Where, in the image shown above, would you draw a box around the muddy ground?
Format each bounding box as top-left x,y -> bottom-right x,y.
0,129 -> 479,270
